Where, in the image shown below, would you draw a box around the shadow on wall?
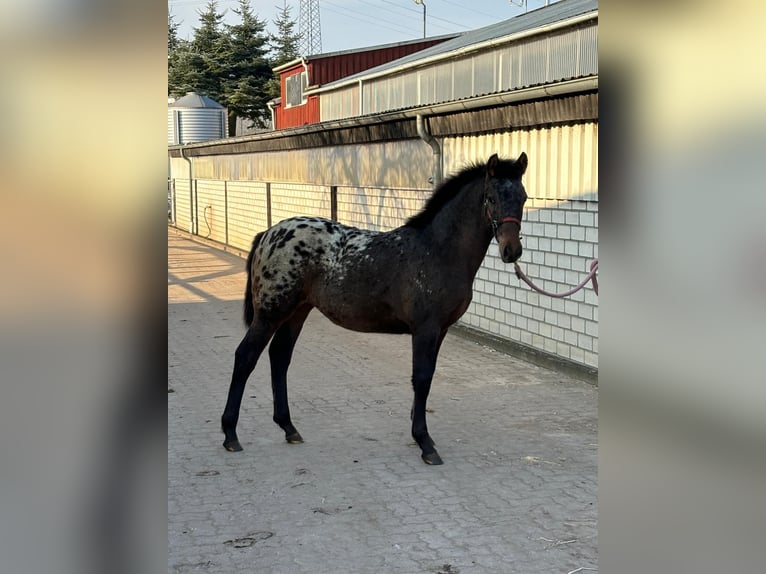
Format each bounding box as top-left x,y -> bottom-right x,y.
337,185 -> 431,232
319,142 -> 434,189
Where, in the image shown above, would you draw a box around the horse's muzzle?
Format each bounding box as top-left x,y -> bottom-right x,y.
501,243 -> 522,263
496,222 -> 523,263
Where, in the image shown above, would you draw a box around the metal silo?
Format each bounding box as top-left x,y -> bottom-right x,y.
167,92 -> 228,145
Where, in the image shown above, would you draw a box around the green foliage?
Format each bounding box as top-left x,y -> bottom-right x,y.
168,0 -> 303,135
219,0 -> 272,133
267,1 -> 303,100
168,1 -> 226,101
189,0 -> 227,102
168,48 -> 197,97
271,2 -> 302,68
193,0 -> 227,54
168,13 -> 192,97
168,13 -> 181,54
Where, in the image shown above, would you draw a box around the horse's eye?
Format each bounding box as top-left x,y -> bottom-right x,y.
487,197 -> 495,205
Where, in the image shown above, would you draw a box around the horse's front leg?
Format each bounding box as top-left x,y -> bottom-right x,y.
410,326 -> 447,465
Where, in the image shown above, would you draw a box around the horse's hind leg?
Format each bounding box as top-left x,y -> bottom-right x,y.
221,319 -> 276,452
268,304 -> 312,444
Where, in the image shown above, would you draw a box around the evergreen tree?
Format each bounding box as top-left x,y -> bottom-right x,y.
168,13 -> 181,54
168,0 -> 288,134
267,1 -> 303,101
168,45 -> 209,98
168,13 -> 182,96
168,12 -> 199,98
271,1 -> 302,67
188,0 -> 227,101
193,0 -> 226,54
219,0 -> 272,134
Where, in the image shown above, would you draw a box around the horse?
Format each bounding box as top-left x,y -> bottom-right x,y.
221,153 -> 528,465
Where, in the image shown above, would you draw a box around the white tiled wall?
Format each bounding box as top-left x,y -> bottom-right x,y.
336,186 -> 431,231
195,180 -> 227,245
174,179 -> 192,233
226,181 -> 268,251
461,198 -> 598,368
270,183 -> 331,223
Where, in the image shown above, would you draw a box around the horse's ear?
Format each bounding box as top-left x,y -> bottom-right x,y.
487,153 -> 499,177
516,152 -> 528,175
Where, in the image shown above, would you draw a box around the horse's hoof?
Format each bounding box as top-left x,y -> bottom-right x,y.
286,432 -> 304,444
223,439 -> 243,452
422,452 -> 443,465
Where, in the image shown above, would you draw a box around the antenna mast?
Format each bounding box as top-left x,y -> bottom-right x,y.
299,0 -> 322,55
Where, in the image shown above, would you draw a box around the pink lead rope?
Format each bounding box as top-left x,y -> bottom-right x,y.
513,259 -> 599,297
488,210 -> 597,297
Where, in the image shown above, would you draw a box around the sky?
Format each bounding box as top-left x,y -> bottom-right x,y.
168,0 -> 561,54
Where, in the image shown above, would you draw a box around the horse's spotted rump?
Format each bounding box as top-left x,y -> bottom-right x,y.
251,217 -> 373,314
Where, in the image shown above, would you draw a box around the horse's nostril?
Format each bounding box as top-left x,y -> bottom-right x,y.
502,244 -> 522,263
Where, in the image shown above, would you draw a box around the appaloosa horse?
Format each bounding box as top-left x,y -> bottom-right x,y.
222,153 -> 528,465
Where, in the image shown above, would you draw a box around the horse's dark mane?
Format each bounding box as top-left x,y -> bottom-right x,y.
405,158 -> 524,229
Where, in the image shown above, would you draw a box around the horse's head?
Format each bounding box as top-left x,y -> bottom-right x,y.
483,152 -> 528,263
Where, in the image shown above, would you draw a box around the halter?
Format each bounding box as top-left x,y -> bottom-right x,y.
484,198 -> 522,236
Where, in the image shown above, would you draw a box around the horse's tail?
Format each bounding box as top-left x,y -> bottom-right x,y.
243,232 -> 264,328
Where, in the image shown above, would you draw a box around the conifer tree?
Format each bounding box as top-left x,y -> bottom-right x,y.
168,0 -> 295,134
267,1 -> 303,101
187,0 -> 227,102
271,1 -> 302,67
168,13 -> 181,54
168,13 -> 193,97
219,0 -> 272,134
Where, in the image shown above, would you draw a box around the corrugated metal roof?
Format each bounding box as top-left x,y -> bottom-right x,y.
308,39 -> 455,87
273,34 -> 459,73
169,92 -> 225,109
304,33 -> 460,61
318,0 -> 597,88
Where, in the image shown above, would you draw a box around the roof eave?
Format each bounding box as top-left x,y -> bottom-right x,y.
273,57 -> 305,74
168,75 -> 598,153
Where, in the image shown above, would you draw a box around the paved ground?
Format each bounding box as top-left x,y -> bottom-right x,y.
168,227 -> 597,574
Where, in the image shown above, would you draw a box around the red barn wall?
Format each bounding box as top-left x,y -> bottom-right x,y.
309,39 -> 447,85
274,38 -> 453,130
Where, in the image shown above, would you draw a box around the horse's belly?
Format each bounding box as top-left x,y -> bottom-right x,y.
313,289 -> 409,334
319,309 -> 410,334
447,297 -> 472,325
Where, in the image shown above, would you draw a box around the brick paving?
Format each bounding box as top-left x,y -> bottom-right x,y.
168,227 -> 597,573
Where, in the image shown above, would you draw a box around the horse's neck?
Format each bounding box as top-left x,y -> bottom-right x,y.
429,181 -> 493,274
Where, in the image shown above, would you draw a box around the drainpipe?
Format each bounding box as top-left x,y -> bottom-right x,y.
416,114 -> 442,188
358,79 -> 364,116
267,100 -> 276,130
179,145 -> 194,234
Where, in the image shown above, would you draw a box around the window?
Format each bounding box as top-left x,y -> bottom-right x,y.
285,71 -> 308,108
